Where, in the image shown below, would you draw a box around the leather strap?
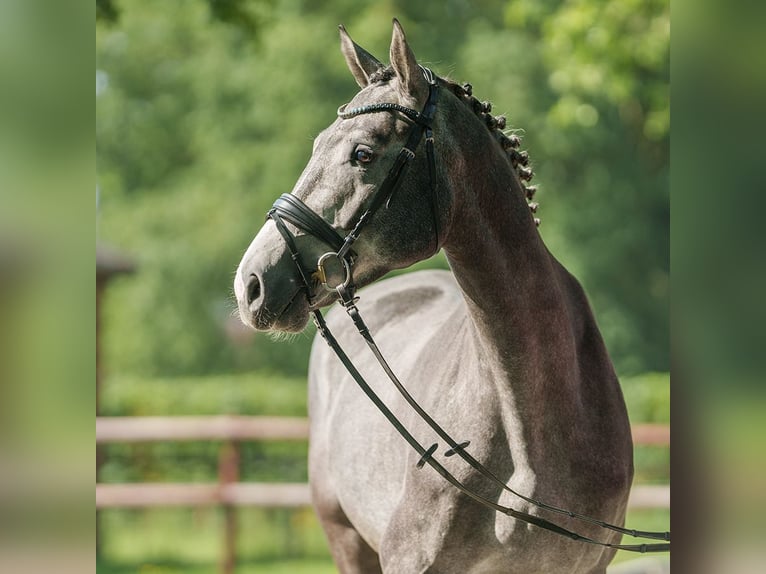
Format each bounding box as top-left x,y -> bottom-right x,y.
334,286 -> 669,543
270,194 -> 347,253
268,209 -> 318,305
313,302 -> 670,553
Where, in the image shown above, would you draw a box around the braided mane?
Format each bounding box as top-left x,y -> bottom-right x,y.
369,68 -> 540,225
444,79 -> 540,225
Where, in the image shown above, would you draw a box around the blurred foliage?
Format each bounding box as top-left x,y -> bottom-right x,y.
96,0 -> 270,33
96,0 -> 120,23
97,0 -> 668,378
101,439 -> 309,483
507,0 -> 669,139
673,0 -> 766,389
101,372 -> 308,416
620,371 -> 670,424
621,372 -> 670,484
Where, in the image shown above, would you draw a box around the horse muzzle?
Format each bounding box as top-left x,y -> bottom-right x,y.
234,225 -> 316,333
235,267 -> 310,332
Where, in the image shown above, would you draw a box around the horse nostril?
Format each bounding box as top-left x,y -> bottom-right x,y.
246,274 -> 261,305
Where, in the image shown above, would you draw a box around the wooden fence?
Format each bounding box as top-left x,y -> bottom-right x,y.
96,416 -> 669,572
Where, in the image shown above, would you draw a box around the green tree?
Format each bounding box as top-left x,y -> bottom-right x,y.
97,0 -> 668,377
499,0 -> 670,373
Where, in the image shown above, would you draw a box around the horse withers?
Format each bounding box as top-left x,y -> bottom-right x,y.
235,20 -> 637,574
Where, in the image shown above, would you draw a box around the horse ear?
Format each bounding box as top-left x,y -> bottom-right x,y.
339,25 -> 383,88
389,18 -> 426,100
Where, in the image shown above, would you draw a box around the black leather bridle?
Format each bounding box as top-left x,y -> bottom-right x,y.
265,67 -> 670,553
268,66 -> 440,306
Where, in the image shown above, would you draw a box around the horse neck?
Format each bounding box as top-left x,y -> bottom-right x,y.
441,136 -> 584,440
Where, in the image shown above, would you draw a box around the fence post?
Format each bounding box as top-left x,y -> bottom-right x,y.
219,440 -> 240,574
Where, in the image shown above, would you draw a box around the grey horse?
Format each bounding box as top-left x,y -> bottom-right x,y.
235,20 -> 634,574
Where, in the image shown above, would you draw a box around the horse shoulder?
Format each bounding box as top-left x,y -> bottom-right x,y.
554,260 -> 634,503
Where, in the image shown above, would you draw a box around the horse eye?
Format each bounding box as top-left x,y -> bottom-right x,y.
354,146 -> 374,164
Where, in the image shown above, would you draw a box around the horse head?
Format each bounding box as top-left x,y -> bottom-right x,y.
235,20 -> 454,332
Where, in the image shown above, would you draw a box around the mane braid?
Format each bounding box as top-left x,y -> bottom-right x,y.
368,67 -> 540,225
446,79 -> 541,226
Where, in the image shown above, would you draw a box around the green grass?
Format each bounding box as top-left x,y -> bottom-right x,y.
98,507 -> 335,573
98,507 -> 668,572
98,506 -> 668,572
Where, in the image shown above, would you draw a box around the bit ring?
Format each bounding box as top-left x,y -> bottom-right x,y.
317,252 -> 352,292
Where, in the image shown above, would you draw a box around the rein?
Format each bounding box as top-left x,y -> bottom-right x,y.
267,68 -> 670,553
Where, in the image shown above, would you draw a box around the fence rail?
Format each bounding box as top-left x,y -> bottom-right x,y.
630,423 -> 671,446
96,416 -> 669,510
97,482 -> 311,508
97,415 -> 668,445
96,416 -> 669,572
95,481 -> 668,510
96,415 -> 309,443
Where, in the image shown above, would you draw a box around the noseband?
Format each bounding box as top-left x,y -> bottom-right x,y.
267,66 -> 440,304
263,67 -> 670,553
